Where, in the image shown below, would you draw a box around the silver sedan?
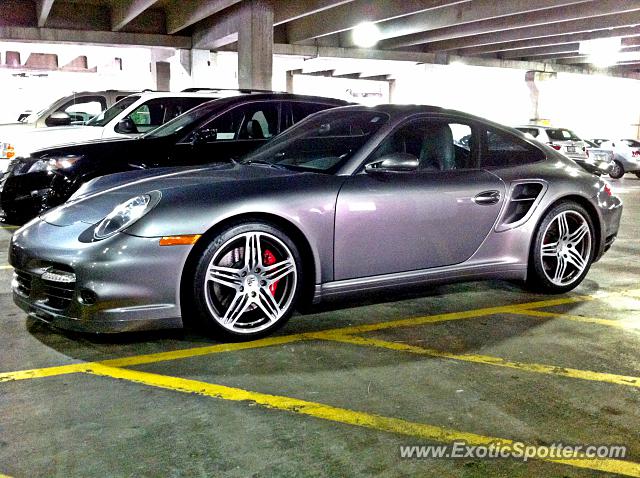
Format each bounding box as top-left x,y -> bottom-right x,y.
9,105 -> 623,340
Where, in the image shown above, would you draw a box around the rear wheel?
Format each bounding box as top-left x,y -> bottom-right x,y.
609,161 -> 625,179
527,202 -> 595,293
193,222 -> 302,340
635,172 -> 640,179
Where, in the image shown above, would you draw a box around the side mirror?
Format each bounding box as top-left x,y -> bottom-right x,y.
365,152 -> 419,174
45,111 -> 72,127
191,128 -> 217,145
115,117 -> 138,134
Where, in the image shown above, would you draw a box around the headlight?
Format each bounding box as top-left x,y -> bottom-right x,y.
27,155 -> 82,173
93,191 -> 161,240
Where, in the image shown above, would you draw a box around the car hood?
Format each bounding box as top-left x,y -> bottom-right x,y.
42,162 -> 304,227
0,122 -> 34,139
4,125 -> 104,156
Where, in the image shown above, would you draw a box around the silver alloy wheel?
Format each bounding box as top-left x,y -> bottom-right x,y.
203,231 -> 297,334
609,162 -> 623,178
540,210 -> 592,286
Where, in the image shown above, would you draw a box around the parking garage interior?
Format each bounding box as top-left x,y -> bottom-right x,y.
1,1 -> 640,477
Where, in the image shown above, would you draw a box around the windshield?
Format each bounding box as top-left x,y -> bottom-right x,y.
622,139 -> 640,147
142,101 -> 217,138
546,128 -> 581,141
241,109 -> 389,173
86,95 -> 140,127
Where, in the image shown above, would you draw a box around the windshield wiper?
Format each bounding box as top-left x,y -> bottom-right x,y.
242,159 -> 288,169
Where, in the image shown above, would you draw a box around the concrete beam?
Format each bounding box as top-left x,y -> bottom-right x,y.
349,0 -> 589,48
274,0 -> 355,26
417,10 -> 640,52
381,0 -> 640,49
192,4 -> 241,50
111,0 -> 161,32
166,0 -> 241,34
0,26 -> 190,48
504,43 -> 640,60
286,0 -> 464,44
36,0 -> 55,27
272,43 -> 640,79
457,27 -> 640,56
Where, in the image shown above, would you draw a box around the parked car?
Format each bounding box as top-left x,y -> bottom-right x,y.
598,139 -> 640,179
10,105 -> 622,339
0,93 -> 348,221
0,90 -> 238,173
514,126 -> 586,155
590,138 -> 609,147
0,90 -> 136,165
583,140 -> 615,175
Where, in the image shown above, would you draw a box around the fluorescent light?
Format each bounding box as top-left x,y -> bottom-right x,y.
579,38 -> 621,67
352,22 -> 380,48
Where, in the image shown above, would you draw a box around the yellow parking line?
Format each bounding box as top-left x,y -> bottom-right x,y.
85,364 -> 640,477
0,334 -> 306,383
508,309 -> 637,329
315,333 -> 640,388
0,291 -> 631,384
0,225 -> 18,229
0,265 -> 13,270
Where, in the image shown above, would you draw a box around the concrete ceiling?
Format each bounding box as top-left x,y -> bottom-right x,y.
0,0 -> 639,73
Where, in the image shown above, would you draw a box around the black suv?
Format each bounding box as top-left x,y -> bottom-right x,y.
0,93 -> 348,221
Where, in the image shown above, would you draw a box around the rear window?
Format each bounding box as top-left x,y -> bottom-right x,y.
481,129 -> 546,168
546,128 -> 580,141
622,139 -> 640,147
515,127 -> 539,138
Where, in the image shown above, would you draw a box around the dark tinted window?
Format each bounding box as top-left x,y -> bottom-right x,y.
242,109 -> 388,173
481,129 -> 545,168
125,97 -> 210,133
291,102 -> 335,123
622,139 -> 640,147
197,102 -> 279,142
546,128 -> 580,141
367,119 -> 476,170
515,127 -> 539,138
86,95 -> 140,126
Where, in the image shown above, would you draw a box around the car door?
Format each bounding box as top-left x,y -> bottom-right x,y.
169,101 -> 281,166
333,116 -> 506,280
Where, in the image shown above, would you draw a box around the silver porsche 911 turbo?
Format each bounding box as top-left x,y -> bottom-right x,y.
9,105 -> 622,339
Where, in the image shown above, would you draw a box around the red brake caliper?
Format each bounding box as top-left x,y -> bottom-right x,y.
263,249 -> 278,296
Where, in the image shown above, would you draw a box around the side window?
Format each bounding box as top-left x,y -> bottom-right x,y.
125,97 -> 209,133
367,118 -> 476,171
198,102 -> 279,142
481,129 -> 545,168
291,102 -> 332,123
58,95 -> 107,124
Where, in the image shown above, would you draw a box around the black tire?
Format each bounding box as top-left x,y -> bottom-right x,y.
527,202 -> 595,294
609,161 -> 625,179
635,172 -> 640,179
192,222 -> 303,341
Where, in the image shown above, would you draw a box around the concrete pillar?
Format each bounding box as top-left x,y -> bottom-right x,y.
190,49 -> 214,87
525,70 -> 557,125
154,61 -> 171,91
237,0 -> 273,90
285,70 -> 294,93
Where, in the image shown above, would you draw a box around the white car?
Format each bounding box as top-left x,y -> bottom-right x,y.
599,139 -> 640,179
0,90 -> 240,172
0,90 -> 135,165
515,126 -> 588,162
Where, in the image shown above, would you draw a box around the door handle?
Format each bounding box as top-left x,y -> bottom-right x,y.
474,190 -> 501,205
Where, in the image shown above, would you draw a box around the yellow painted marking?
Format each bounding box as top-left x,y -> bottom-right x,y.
0,334 -> 305,383
0,473 -> 13,478
315,333 -> 640,388
508,308 -> 636,329
0,225 -> 19,230
85,364 -> 640,477
1,290 -> 637,383
0,265 -> 13,270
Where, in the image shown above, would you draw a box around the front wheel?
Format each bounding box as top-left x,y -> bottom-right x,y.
527,202 -> 595,293
609,161 -> 625,179
193,222 -> 302,340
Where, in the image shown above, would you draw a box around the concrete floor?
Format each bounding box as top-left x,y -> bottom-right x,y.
1,177 -> 640,478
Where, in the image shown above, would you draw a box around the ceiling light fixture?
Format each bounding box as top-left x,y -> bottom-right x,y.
579,38 -> 622,68
352,22 -> 381,48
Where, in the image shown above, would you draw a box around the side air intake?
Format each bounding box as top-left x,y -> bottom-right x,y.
497,181 -> 546,231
